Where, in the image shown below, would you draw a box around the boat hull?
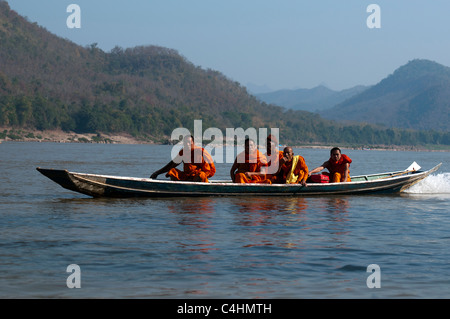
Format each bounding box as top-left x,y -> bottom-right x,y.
36,163 -> 441,198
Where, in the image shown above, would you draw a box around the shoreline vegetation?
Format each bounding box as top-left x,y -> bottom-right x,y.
2,126 -> 449,152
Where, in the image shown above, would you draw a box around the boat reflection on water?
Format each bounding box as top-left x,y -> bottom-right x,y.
167,197 -> 215,228
321,197 -> 351,243
226,195 -> 354,251
232,196 -> 309,215
324,197 -> 350,221
166,198 -> 218,266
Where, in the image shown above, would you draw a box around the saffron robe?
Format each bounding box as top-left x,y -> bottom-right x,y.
326,154 -> 352,183
234,149 -> 271,184
166,146 -> 215,183
265,150 -> 284,183
281,155 -> 309,184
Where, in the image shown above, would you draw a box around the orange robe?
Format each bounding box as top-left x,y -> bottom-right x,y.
265,150 -> 284,183
234,149 -> 271,184
166,146 -> 215,183
326,154 -> 352,183
280,155 -> 309,184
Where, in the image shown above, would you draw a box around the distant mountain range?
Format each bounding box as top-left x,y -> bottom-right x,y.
256,85 -> 369,113
256,59 -> 450,132
320,59 -> 450,132
246,83 -> 274,95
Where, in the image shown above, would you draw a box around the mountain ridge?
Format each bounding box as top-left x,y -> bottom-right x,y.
256,85 -> 369,112
1,1 -> 449,148
319,59 -> 450,132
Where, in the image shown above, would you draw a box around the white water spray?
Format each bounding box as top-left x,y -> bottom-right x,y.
405,173 -> 450,194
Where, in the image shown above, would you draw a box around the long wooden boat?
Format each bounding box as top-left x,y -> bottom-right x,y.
36,162 -> 441,198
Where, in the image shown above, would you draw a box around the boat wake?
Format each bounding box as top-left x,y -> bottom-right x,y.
405,173 -> 450,194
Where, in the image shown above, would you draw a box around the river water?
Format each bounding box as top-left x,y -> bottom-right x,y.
0,142 -> 449,299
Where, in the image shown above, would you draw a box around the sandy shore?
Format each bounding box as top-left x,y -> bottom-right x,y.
0,127 -> 151,144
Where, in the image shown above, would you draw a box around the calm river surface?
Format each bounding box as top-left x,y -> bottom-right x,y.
1,142 -> 449,298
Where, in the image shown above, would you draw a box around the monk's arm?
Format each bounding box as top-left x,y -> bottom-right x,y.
251,156 -> 286,177
244,171 -> 266,178
245,164 -> 273,178
308,162 -> 327,176
230,160 -> 238,182
298,159 -> 309,185
150,155 -> 181,179
342,163 -> 350,183
275,156 -> 287,175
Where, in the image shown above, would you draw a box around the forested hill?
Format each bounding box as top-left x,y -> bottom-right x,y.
1,2 -> 449,147
0,1 -> 313,140
0,1 -> 269,136
320,59 -> 450,132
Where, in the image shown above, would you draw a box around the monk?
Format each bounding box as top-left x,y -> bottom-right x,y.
264,134 -> 284,183
230,138 -> 271,184
279,147 -> 309,186
308,147 -> 352,183
150,135 -> 215,183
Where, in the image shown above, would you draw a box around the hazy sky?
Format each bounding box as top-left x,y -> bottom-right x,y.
6,0 -> 450,92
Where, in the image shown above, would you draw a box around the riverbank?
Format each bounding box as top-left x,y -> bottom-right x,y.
0,127 -> 152,144
1,126 -> 449,151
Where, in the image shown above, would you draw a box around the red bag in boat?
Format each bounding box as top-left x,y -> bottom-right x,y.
309,174 -> 330,183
